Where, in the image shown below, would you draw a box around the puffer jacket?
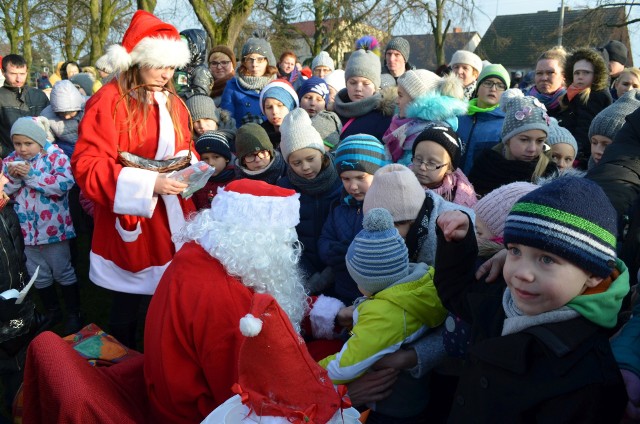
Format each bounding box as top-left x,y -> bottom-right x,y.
39,80 -> 85,158
458,106 -> 505,174
0,85 -> 49,158
0,202 -> 27,292
220,76 -> 274,127
176,29 -> 213,99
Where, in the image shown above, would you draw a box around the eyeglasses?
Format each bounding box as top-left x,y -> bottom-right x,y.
209,60 -> 231,68
411,157 -> 449,171
480,80 -> 507,91
244,56 -> 267,64
243,150 -> 270,163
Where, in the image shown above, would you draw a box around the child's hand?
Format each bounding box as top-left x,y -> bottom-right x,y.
336,305 -> 354,329
476,248 -> 508,282
437,210 -> 469,242
154,173 -> 188,196
7,163 -> 29,179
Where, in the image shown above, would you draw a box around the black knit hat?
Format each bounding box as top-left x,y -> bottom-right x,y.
603,40 -> 628,66
195,131 -> 232,161
413,125 -> 462,170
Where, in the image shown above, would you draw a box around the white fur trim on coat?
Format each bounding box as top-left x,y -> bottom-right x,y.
310,295 -> 345,339
113,167 -> 158,218
130,37 -> 190,70
115,217 -> 142,242
89,251 -> 170,295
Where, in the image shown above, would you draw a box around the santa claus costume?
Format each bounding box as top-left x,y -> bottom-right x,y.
144,180 -> 346,423
71,10 -> 193,347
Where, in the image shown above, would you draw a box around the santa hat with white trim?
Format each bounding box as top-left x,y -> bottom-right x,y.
104,10 -> 190,72
210,179 -> 301,230
201,292 -> 359,424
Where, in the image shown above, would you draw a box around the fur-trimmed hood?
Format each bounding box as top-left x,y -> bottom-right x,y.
564,47 -> 609,92
406,92 -> 468,123
379,86 -> 398,116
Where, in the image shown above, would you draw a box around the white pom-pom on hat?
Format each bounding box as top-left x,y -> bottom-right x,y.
239,314 -> 263,337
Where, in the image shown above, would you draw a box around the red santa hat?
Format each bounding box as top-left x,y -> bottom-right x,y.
202,292 -> 357,424
210,179 -> 301,229
105,10 -> 190,72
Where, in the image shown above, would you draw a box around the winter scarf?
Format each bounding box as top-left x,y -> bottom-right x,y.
501,288 -> 579,336
234,149 -> 285,185
566,84 -> 586,102
342,190 -> 363,208
210,73 -> 234,99
383,116 -> 432,163
463,80 -> 477,100
467,98 -> 499,116
527,86 -> 566,112
236,72 -> 275,93
333,89 -> 381,119
405,194 -> 434,263
209,166 -> 235,184
429,168 -> 477,208
286,155 -> 340,196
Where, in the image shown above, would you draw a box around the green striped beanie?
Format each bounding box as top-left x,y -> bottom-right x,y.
503,177 -> 617,278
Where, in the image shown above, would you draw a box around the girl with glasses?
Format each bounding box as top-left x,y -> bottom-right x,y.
234,123 -> 286,185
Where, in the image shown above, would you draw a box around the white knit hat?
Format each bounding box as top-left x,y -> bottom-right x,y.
398,69 -> 442,100
450,50 -> 483,73
279,108 -> 325,162
312,51 -> 335,72
324,69 -> 346,92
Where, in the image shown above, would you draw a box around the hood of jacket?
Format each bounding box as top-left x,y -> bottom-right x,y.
180,28 -> 207,67
567,258 -> 629,328
407,92 -> 468,123
564,47 -> 609,92
374,262 -> 447,327
50,80 -> 84,113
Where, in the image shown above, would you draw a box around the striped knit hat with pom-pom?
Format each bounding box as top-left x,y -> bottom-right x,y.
346,36 -> 382,89
503,177 -> 617,278
346,208 -> 409,294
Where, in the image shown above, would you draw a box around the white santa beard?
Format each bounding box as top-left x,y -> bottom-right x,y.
178,210 -> 308,332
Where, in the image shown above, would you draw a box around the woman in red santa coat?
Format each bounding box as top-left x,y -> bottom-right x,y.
71,10 -> 195,347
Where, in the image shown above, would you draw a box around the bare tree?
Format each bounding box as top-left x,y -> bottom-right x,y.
187,0 -> 255,47
592,1 -> 640,26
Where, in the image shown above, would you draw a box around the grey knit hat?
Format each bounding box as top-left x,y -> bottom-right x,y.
311,51 -> 335,72
311,111 -> 342,148
547,119 -> 578,156
345,49 -> 381,89
450,50 -> 483,73
346,208 -> 409,294
279,108 -> 325,162
588,89 -> 640,141
241,36 -> 276,67
11,117 -> 48,147
363,164 -> 426,222
397,69 -> 441,100
500,89 -> 550,143
385,37 -> 410,62
235,123 -> 274,160
186,94 -> 219,123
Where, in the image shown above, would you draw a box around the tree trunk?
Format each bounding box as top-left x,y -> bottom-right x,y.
20,0 -> 32,68
136,0 -> 155,12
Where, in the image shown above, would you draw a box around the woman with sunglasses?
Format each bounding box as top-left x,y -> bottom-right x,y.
208,45 -> 236,107
71,11 -> 195,348
220,36 -> 278,127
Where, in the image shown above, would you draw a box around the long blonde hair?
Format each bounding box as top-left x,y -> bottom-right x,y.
115,65 -> 186,150
496,140 -> 552,182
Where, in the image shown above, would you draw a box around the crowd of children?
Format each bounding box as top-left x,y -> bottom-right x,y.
6,9 -> 640,422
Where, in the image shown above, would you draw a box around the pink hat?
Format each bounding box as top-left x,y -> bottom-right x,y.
473,182 -> 538,238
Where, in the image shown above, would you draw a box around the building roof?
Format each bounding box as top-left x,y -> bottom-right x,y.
475,6 -> 632,69
397,32 -> 480,70
290,19 -> 339,38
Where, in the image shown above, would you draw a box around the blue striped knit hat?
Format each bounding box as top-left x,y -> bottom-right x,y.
503,177 -> 617,278
334,134 -> 388,175
346,208 -> 409,294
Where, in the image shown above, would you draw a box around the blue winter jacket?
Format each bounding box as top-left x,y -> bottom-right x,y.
219,77 -> 266,127
278,175 -> 342,278
318,194 -> 364,305
458,107 -> 505,174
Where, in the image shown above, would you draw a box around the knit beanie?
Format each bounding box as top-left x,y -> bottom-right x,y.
363,164 -> 426,222
473,182 -> 538,238
413,125 -> 462,169
297,77 -> 330,104
210,45 -> 237,69
504,177 -> 617,278
346,208 -> 409,294
500,89 -> 550,143
279,107 -> 325,162
95,54 -> 114,74
385,37 -> 410,62
324,69 -> 346,93
588,89 -> 640,141
603,40 -> 628,66
311,51 -> 335,72
195,130 -> 232,161
345,49 -> 381,89
477,63 -> 511,88
311,111 -> 342,148
11,117 -> 48,147
235,123 -> 274,160
241,36 -> 276,67
397,69 -> 442,100
450,50 -> 483,73
259,79 -> 299,115
546,119 -> 578,156
334,134 -> 388,175
186,94 -> 219,123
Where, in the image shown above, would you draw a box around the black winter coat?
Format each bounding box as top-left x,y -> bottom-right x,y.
0,203 -> 26,293
0,85 -> 49,158
433,220 -> 627,423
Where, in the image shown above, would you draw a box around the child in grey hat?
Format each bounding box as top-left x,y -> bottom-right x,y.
546,118 -> 579,172
319,207 -> 447,424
